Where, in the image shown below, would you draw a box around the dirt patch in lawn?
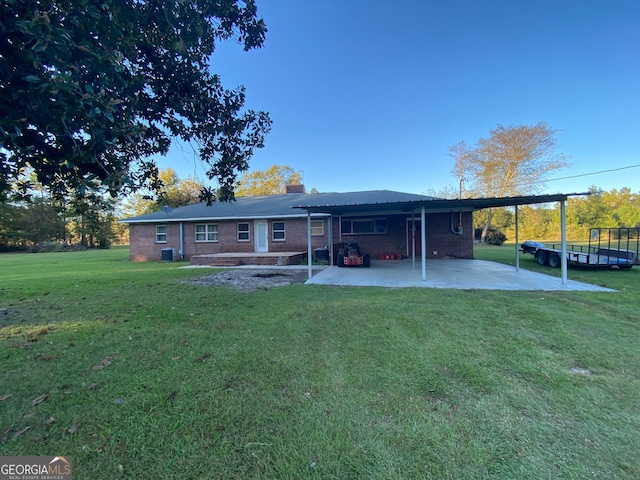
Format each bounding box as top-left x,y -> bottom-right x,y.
186,268 -> 318,293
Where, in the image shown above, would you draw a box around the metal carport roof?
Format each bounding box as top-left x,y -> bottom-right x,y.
291,192 -> 590,214
292,192 -> 590,284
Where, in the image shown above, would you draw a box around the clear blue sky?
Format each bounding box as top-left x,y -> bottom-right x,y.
156,0 -> 640,197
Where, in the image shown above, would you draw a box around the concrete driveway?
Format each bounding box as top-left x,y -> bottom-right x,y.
305,259 -> 615,291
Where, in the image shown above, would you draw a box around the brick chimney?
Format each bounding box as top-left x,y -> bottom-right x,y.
285,184 -> 305,194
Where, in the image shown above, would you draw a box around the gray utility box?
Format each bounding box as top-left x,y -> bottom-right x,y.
314,247 -> 329,262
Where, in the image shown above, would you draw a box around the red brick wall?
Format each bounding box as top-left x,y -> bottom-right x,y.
423,212 -> 473,259
267,217 -> 329,252
129,223 -> 171,262
329,212 -> 473,260
128,213 -> 473,262
128,218 -> 330,261
333,215 -> 408,259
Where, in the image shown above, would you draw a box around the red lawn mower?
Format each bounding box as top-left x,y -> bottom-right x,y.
336,242 -> 371,267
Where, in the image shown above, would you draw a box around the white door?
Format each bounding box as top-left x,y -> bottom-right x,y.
254,221 -> 268,252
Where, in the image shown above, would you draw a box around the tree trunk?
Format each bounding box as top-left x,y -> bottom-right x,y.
81,214 -> 87,247
481,208 -> 494,243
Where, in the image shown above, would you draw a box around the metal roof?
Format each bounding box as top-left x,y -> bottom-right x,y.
121,190 -> 590,223
291,192 -> 591,214
121,192 -> 327,224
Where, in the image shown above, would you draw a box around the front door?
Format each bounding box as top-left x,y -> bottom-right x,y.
254,221 -> 268,252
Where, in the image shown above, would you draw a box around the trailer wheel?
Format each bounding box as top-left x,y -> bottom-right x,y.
337,254 -> 345,267
363,254 -> 371,268
536,251 -> 548,266
548,252 -> 561,268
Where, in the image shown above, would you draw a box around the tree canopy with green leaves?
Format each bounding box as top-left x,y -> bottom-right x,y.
0,0 -> 271,203
449,122 -> 570,198
448,122 -> 571,241
121,167 -> 205,217
235,164 -> 302,196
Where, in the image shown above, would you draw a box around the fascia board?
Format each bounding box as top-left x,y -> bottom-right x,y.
120,212 -> 330,224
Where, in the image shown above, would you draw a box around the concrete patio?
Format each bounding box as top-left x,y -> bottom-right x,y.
304,259 -> 615,291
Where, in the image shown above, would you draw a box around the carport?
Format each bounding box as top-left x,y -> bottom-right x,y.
293,192 -> 590,285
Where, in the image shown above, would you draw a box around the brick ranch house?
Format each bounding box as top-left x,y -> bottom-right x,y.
122,185 -> 584,268
121,187 -> 476,265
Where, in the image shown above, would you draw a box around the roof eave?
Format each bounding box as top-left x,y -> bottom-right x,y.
120,211 -> 330,224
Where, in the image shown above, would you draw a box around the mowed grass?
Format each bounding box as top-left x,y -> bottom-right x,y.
1,246 -> 639,479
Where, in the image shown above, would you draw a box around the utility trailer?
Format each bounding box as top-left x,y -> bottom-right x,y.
520,228 -> 640,269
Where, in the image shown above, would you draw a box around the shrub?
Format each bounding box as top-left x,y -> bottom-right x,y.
28,242 -> 87,253
98,237 -> 111,249
30,241 -> 64,253
485,228 -> 507,245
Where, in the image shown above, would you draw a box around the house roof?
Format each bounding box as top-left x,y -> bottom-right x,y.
121,193 -> 312,224
122,190 -> 436,224
121,189 -> 589,223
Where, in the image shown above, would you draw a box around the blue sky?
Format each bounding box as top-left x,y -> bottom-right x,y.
157,0 -> 640,197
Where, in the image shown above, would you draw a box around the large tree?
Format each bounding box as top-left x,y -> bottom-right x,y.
448,122 -> 571,241
0,0 -> 271,203
154,167 -> 204,208
235,164 -> 303,196
121,167 -> 205,216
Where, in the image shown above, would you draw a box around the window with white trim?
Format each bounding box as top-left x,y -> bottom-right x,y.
272,221 -> 285,241
195,224 -> 218,242
310,220 -> 324,236
156,225 -> 167,243
341,218 -> 387,234
237,222 -> 250,241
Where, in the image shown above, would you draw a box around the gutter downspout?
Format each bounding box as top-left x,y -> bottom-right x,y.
179,222 -> 185,260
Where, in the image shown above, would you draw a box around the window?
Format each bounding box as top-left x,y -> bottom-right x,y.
341,218 -> 387,235
237,222 -> 250,241
272,221 -> 285,241
156,225 -> 167,243
310,220 -> 324,236
195,224 -> 218,242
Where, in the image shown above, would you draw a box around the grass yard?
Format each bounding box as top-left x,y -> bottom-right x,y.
1,246 -> 639,479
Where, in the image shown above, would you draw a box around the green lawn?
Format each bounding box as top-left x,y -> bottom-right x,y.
1,246 -> 639,479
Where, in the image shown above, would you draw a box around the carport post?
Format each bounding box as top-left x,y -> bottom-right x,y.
421,207 -> 426,280
560,199 -> 567,284
307,211 -> 313,279
327,215 -> 333,266
515,206 -> 520,271
411,210 -> 416,270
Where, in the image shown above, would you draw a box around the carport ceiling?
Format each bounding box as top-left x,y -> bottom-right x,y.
292,192 -> 590,215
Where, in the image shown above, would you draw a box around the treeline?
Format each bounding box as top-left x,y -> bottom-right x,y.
0,168 -> 202,252
0,191 -> 127,252
2,184 -> 639,251
0,165 -> 309,252
479,187 -> 640,242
